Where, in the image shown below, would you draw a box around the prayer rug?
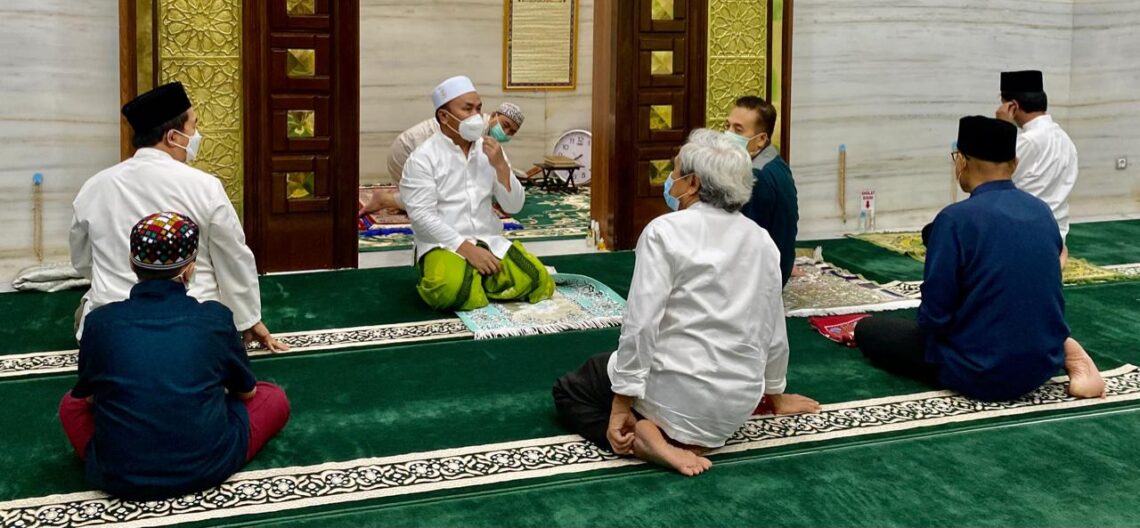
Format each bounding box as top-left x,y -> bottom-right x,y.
783,255 -> 921,317
358,186 -> 522,252
358,187 -> 591,252
4,365 -> 1135,528
0,319 -> 470,380
457,274 -> 625,340
807,314 -> 871,347
849,231 -> 1128,285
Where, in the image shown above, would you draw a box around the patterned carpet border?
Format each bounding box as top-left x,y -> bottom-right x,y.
0,320 -> 470,380
3,365 -> 1136,527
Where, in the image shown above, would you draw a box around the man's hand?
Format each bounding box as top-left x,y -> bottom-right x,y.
995,101 -> 1017,124
607,395 -> 637,454
768,393 -> 822,415
482,136 -> 512,190
482,136 -> 508,170
456,241 -> 501,276
243,321 -> 290,353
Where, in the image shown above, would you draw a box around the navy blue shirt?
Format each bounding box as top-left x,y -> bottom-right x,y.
741,151 -> 799,286
917,180 -> 1068,401
72,280 -> 256,501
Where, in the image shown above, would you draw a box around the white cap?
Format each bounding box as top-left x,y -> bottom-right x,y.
431,76 -> 477,110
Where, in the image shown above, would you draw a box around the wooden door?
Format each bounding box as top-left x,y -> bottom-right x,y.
592,0 -> 707,250
243,0 -> 359,272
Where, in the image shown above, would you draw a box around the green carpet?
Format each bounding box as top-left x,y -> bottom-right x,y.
798,238 -> 925,283
3,280 -> 1137,503
4,231 -> 1140,525
1066,219 -> 1140,265
803,218 -> 1140,282
221,406 -> 1140,527
0,252 -> 635,357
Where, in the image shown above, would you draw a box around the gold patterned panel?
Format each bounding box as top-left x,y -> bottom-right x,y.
287,49 -> 316,77
651,51 -> 674,75
649,105 -> 673,130
286,172 -> 316,200
159,1 -> 241,58
649,160 -> 674,186
651,0 -> 675,20
157,0 -> 243,210
706,0 -> 768,126
288,0 -> 316,16
287,110 -> 317,138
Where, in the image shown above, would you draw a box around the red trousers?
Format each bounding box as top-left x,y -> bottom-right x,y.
59,381 -> 290,462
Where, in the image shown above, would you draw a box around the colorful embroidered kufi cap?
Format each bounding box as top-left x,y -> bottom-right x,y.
129,212 -> 200,270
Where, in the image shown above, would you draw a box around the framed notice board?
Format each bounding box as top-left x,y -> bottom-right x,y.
503,0 -> 579,91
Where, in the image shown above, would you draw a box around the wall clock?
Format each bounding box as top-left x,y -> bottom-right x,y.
552,129 -> 592,185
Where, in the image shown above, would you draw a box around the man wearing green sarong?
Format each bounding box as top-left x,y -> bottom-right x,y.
401,75 -> 554,310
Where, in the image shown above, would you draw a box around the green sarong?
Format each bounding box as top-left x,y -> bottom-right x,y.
416,241 -> 555,311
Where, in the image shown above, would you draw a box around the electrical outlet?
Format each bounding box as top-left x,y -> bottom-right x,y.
1118,157 -> 1128,170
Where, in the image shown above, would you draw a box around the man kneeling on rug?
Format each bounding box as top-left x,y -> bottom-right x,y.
402,75 -> 554,310
552,130 -> 820,476
854,116 -> 1103,401
59,213 -> 290,501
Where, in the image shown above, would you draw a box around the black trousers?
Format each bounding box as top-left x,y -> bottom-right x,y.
552,353 -> 616,451
855,316 -> 941,387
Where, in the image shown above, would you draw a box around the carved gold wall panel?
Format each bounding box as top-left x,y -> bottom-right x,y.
706,0 -> 768,127
156,0 -> 244,215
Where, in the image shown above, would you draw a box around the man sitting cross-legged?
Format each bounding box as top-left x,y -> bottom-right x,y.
58,212 -> 290,501
855,116 -> 1103,402
401,75 -> 553,311
552,129 -> 820,476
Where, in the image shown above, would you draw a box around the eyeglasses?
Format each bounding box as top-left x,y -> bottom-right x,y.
950,151 -> 963,162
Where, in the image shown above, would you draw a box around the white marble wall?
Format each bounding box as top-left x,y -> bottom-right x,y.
1068,1 -> 1140,221
788,0 -> 1077,238
0,1 -> 121,282
359,0 -> 594,184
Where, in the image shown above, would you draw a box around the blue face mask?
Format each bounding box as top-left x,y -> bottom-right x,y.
724,131 -> 761,153
489,122 -> 511,143
663,173 -> 692,211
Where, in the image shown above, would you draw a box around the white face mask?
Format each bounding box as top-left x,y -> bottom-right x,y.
445,111 -> 486,142
173,129 -> 203,162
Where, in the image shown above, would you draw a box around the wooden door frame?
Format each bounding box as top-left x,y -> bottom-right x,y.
242,0 -> 360,272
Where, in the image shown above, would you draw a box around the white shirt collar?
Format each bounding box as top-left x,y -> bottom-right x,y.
132,147 -> 175,161
1022,114 -> 1053,132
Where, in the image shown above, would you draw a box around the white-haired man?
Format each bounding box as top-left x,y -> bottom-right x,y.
552,129 -> 820,476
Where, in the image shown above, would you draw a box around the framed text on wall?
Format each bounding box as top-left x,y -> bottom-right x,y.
503,0 -> 579,91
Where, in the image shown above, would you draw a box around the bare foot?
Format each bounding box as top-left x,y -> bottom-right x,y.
1064,337 -> 1105,398
360,190 -> 403,215
632,420 -> 712,476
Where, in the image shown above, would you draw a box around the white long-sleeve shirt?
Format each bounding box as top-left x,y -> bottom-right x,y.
608,202 -> 789,448
400,131 -> 523,259
70,148 -> 262,338
1012,114 -> 1078,239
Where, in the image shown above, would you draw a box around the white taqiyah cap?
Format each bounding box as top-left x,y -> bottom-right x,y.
431,76 -> 477,110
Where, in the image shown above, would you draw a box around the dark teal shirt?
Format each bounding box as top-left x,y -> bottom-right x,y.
73,280 -> 256,501
918,180 -> 1067,401
741,149 -> 799,285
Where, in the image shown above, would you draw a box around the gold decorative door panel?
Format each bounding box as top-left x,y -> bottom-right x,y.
120,0 -> 245,216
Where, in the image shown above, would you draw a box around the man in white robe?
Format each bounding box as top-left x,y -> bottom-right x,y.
552,130 -> 819,476
70,82 -> 285,351
995,70 -> 1079,265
